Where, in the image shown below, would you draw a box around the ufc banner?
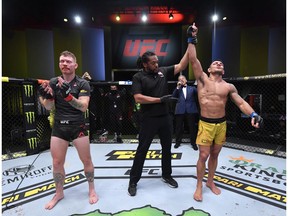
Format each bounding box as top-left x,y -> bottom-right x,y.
22,82 -> 38,155
112,25 -> 182,68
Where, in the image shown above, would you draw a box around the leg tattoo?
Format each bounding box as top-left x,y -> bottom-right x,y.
53,172 -> 65,186
85,171 -> 94,182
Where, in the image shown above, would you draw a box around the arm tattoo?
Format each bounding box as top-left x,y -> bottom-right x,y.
85,171 -> 94,182
69,98 -> 84,110
53,172 -> 65,186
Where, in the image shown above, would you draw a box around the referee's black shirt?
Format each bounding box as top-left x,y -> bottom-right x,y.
132,66 -> 174,117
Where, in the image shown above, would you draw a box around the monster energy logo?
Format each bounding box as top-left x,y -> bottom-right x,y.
24,85 -> 33,97
25,112 -> 35,124
134,103 -> 141,111
85,109 -> 89,118
27,137 -> 37,149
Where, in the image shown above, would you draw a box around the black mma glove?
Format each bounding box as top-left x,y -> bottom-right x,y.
160,95 -> 178,103
38,85 -> 54,100
187,25 -> 197,45
58,82 -> 73,102
250,112 -> 264,128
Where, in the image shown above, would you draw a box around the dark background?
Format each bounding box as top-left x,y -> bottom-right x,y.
2,0 -> 286,81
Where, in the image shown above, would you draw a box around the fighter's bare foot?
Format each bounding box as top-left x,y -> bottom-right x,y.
206,182 -> 221,195
193,187 -> 203,202
89,191 -> 99,204
45,194 -> 64,210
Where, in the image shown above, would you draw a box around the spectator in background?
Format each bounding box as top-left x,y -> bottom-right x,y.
277,114 -> 286,139
105,85 -> 126,143
172,75 -> 199,150
91,87 -> 107,137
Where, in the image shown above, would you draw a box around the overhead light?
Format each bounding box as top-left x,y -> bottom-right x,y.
74,15 -> 82,24
63,18 -> 68,22
116,14 -> 120,21
212,14 -> 218,22
169,13 -> 174,20
141,13 -> 148,22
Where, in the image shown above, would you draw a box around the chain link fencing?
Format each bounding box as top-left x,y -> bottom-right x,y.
2,74 -> 286,160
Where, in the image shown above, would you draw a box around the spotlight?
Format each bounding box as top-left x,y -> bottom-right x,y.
116,14 -> 120,21
169,13 -> 174,20
141,13 -> 148,22
212,14 -> 218,22
74,15 -> 82,24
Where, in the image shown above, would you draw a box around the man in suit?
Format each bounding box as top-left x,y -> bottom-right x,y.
172,75 -> 199,150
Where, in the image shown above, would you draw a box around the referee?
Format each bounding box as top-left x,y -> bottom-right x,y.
128,49 -> 190,196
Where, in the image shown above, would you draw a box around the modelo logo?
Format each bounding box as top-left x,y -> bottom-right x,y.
123,39 -> 170,57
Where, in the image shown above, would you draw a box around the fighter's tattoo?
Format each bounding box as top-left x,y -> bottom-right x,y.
53,172 -> 65,186
85,171 -> 94,182
68,98 -> 84,110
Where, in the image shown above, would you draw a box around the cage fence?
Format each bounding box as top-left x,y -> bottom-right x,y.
2,74 -> 286,160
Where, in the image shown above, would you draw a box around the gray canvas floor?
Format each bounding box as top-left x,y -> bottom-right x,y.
2,143 -> 286,216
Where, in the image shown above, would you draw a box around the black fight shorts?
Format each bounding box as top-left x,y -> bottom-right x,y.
52,121 -> 89,142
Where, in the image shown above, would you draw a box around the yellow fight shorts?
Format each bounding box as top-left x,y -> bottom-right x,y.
196,116 -> 226,146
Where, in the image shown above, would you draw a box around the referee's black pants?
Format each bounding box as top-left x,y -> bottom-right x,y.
129,114 -> 173,184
